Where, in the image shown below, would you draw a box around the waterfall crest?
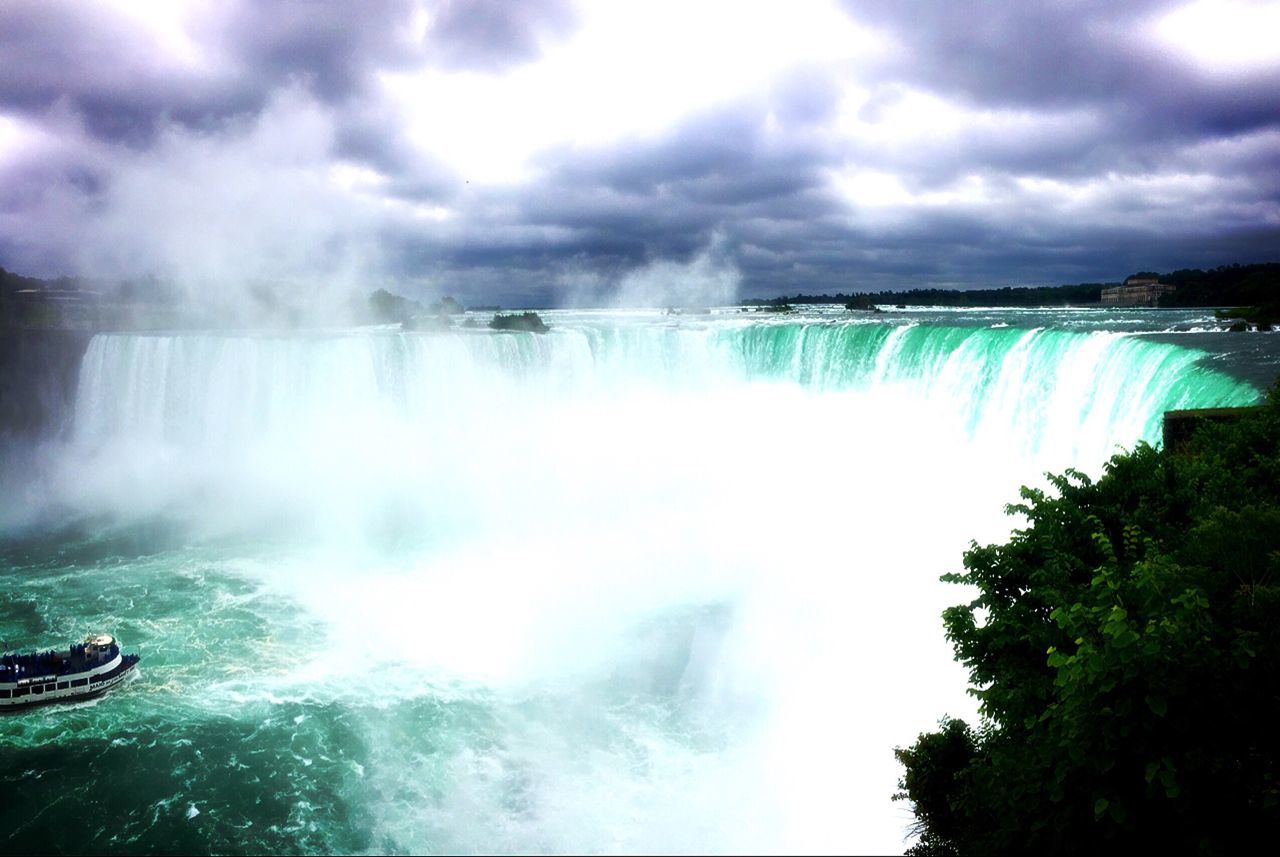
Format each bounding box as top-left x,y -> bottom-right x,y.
75,323 -> 1258,454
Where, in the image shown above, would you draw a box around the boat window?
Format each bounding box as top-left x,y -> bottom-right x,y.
71,678 -> 88,688
0,689 -> 10,699
57,682 -> 69,690
32,685 -> 43,694
12,687 -> 27,697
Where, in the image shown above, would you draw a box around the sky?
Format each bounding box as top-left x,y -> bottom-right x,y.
0,0 -> 1278,307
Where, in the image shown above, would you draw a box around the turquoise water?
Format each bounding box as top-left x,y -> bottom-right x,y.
1,310 -> 1269,854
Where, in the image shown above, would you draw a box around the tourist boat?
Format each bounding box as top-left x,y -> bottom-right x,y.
0,634 -> 139,713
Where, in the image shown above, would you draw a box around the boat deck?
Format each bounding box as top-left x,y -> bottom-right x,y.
1,643 -> 116,683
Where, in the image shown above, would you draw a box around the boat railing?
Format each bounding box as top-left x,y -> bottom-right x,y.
0,643 -> 119,681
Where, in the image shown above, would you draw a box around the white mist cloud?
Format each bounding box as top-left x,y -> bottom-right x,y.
561,231 -> 742,308
72,88 -> 391,321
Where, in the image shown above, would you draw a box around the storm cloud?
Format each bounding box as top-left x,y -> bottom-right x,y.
1,0 -> 1277,306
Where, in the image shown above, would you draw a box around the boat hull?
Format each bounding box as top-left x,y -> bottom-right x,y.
0,655 -> 139,714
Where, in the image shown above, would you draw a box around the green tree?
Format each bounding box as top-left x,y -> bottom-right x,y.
897,385 -> 1280,854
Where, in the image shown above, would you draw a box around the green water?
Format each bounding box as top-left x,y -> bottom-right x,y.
2,530 -> 740,853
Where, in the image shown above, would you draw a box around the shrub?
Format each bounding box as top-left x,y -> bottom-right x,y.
897,384 -> 1280,854
489,312 -> 549,333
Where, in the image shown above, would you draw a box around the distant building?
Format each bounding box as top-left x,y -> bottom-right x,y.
1101,276 -> 1176,307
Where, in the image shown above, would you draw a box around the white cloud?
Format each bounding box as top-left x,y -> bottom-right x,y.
1151,0 -> 1280,77
382,0 -> 885,183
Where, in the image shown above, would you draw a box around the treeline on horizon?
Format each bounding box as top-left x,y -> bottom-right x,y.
743,262 -> 1280,308
3,262 -> 1279,331
746,281 -> 1106,307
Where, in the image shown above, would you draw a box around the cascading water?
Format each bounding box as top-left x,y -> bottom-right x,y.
0,314 -> 1264,854
73,321 -> 1254,464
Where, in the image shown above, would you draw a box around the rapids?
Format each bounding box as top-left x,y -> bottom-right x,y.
0,310 -> 1266,853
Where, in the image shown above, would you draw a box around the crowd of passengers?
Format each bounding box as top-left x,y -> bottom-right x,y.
0,643 -> 114,680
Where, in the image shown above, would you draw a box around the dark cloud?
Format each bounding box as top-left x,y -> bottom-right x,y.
0,0 -> 426,146
841,0 -> 1280,140
0,2 -> 248,145
219,0 -> 424,102
544,104 -> 829,200
423,0 -> 577,72
843,1 -> 1175,104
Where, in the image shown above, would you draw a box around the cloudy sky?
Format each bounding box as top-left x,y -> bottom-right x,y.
1,0 -> 1278,306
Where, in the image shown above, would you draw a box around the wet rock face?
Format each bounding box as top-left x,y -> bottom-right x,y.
0,329 -> 92,437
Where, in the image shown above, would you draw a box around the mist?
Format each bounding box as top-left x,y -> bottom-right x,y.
52,89 -> 384,324
559,231 -> 741,309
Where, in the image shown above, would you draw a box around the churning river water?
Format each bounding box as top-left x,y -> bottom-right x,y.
1,306 -> 1274,854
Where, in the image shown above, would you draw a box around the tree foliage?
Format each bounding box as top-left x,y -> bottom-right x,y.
897,384 -> 1280,854
744,283 -> 1105,308
488,311 -> 549,333
1158,263 -> 1280,309
367,287 -> 422,324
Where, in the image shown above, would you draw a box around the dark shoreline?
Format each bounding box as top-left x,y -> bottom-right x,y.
0,328 -> 91,437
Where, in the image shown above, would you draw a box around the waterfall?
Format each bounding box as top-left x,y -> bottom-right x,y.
14,318 -> 1258,854
74,323 -> 1256,461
